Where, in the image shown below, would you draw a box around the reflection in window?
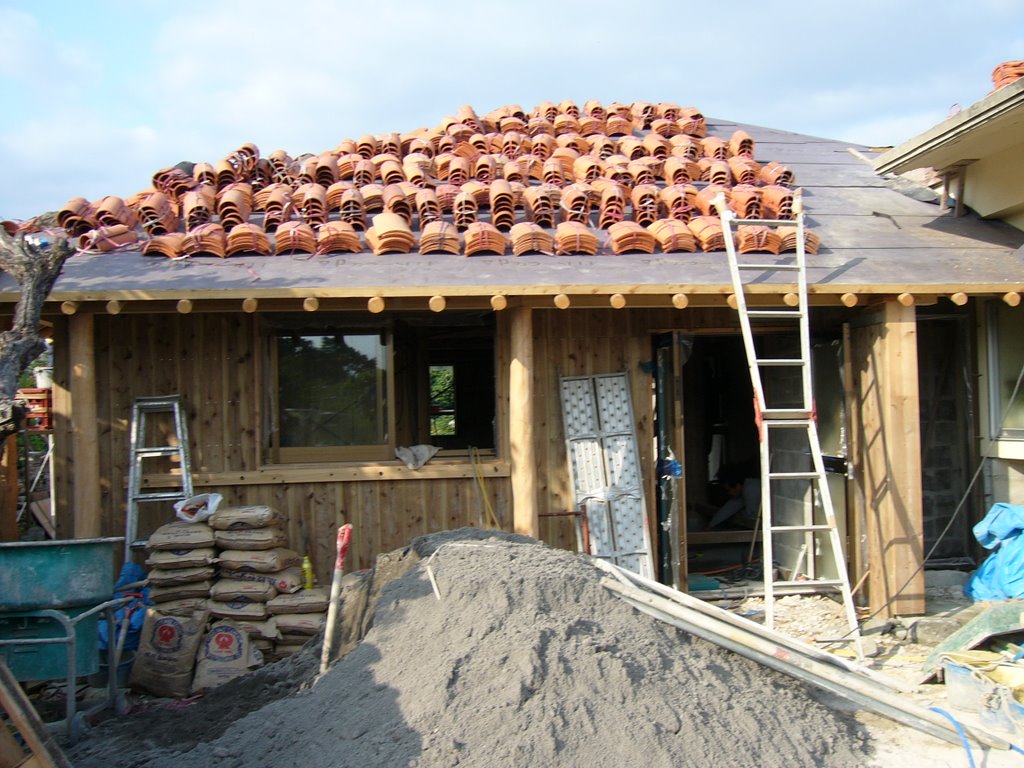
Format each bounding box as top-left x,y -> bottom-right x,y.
429,364 -> 456,437
277,334 -> 387,448
989,303 -> 1024,438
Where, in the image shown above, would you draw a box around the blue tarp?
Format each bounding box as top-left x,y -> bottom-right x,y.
964,503 -> 1024,601
98,562 -> 151,652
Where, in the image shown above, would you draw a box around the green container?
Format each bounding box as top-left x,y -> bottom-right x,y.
0,607 -> 100,681
0,537 -> 123,610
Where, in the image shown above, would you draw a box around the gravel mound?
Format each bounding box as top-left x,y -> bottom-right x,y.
70,530 -> 869,767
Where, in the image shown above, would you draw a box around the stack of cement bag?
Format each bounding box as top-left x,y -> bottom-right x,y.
144,520 -> 218,612
132,504 -> 317,696
265,585 -> 330,659
208,504 -> 303,661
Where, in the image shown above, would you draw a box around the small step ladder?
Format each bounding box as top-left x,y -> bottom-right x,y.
713,193 -> 860,639
125,395 -> 193,560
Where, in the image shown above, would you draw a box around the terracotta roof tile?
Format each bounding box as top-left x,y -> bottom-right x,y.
55,100 -> 825,260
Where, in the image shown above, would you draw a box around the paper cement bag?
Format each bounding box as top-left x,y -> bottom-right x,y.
218,566 -> 304,594
209,505 -> 287,531
145,547 -> 217,570
190,622 -> 263,694
215,548 -> 302,573
214,527 -> 289,551
147,521 -> 216,550
266,587 -> 329,615
129,607 -> 209,698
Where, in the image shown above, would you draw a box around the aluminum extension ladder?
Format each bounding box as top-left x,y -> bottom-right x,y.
125,395 -> 193,560
712,193 -> 860,639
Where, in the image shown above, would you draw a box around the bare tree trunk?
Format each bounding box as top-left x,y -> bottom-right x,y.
0,222 -> 74,437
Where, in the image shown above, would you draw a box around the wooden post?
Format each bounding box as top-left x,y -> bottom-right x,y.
849,299 -> 925,616
509,306 -> 538,537
69,314 -> 101,538
0,435 -> 17,541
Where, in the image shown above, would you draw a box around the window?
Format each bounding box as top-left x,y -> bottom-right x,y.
988,302 -> 1024,439
264,313 -> 495,463
271,330 -> 391,462
429,365 -> 457,437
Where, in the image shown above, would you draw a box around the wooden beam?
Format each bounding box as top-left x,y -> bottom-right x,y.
509,306 -> 538,537
69,313 -> 101,538
850,299 -> 925,617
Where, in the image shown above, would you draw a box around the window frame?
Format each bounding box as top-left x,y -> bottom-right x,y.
987,301 -> 1024,441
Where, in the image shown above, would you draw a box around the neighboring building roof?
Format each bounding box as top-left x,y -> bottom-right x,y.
873,77 -> 1024,176
4,100 -> 1024,307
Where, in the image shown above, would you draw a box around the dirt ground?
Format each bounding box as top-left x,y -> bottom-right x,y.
57,531 -> 1023,767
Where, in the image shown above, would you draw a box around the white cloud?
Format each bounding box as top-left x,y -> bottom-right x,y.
0,8 -> 97,95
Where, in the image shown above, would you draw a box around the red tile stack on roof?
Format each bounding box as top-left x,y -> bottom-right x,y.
992,60 -> 1024,91
50,101 -> 814,260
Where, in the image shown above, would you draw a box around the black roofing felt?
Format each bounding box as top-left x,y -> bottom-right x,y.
3,119 -> 1023,304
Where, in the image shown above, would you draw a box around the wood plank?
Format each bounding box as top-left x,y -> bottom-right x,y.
0,659 -> 71,768
0,435 -> 17,541
851,300 -> 925,617
69,313 -> 102,537
509,306 -> 537,537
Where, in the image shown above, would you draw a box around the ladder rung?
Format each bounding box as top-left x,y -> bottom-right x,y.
760,409 -> 813,420
769,524 -> 835,533
771,579 -> 846,589
728,217 -> 803,227
131,491 -> 188,502
755,358 -> 806,367
763,419 -> 818,428
737,262 -> 802,271
134,446 -> 183,458
767,471 -> 823,480
746,310 -> 805,319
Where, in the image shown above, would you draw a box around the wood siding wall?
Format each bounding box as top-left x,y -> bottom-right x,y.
51,311 -> 512,581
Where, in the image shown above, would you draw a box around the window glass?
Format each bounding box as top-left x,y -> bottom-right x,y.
276,333 -> 387,448
991,303 -> 1024,437
429,364 -> 456,437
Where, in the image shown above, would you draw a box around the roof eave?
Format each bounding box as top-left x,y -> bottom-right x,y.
873,78 -> 1024,175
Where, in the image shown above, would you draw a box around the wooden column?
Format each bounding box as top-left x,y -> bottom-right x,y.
0,436 -> 17,540
69,313 -> 102,538
509,306 -> 538,537
850,299 -> 925,616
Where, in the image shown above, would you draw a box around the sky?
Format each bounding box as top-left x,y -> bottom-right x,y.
0,0 -> 1021,221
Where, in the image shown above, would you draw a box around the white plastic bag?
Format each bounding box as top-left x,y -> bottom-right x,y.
174,492 -> 223,523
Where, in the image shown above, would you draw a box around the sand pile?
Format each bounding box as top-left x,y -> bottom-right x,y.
69,530 -> 869,767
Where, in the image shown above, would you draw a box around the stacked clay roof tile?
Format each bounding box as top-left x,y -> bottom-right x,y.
53,100 -> 818,259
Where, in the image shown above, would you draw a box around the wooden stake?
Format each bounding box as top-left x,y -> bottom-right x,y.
1003,291 -> 1021,307
490,294 -> 508,311
950,292 -> 968,306
783,292 -> 799,307
553,293 -> 570,309
840,293 -> 858,308
897,292 -> 915,307
671,293 -> 689,309
609,293 -> 626,309
368,296 -> 385,314
429,295 -> 446,312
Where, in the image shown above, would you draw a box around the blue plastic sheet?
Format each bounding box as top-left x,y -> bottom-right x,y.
98,562 -> 151,652
964,504 -> 1024,601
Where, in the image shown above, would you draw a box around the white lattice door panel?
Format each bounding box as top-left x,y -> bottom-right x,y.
560,373 -> 654,578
